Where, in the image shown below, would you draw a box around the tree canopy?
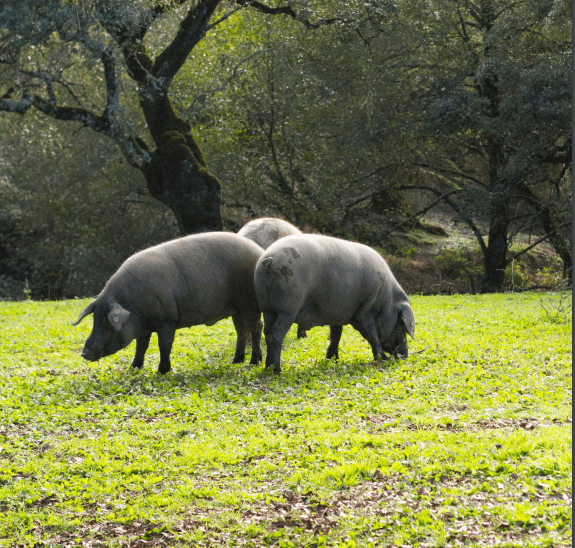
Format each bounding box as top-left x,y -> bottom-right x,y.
0,0 -> 571,297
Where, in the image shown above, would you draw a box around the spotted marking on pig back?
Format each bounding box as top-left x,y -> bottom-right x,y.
281,247 -> 301,264
278,265 -> 293,280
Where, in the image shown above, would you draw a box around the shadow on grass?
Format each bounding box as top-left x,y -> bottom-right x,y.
50,346 -> 406,407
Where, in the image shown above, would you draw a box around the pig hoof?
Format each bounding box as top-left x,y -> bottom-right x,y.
272,365 -> 281,374
157,363 -> 171,374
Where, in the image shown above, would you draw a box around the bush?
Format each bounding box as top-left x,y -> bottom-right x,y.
433,247 -> 483,293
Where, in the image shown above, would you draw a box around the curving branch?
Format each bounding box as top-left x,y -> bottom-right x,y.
241,0 -> 344,29
401,184 -> 488,254
153,0 -> 222,87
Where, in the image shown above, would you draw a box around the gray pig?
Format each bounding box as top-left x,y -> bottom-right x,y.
73,232 -> 264,374
254,234 -> 415,373
238,217 -> 307,338
237,217 -> 302,250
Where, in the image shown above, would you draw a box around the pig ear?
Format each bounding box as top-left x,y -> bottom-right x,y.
72,301 -> 96,326
400,304 -> 415,338
107,304 -> 130,332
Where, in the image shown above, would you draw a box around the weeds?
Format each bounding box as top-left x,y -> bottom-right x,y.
539,281 -> 572,324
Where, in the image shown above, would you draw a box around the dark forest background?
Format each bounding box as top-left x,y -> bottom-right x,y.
0,0 -> 571,299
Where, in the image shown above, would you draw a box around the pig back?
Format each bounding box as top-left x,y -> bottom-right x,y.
238,218 -> 302,249
256,236 -> 369,309
105,232 -> 263,329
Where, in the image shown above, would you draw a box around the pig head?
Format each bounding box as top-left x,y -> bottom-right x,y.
376,302 -> 415,359
73,297 -> 140,361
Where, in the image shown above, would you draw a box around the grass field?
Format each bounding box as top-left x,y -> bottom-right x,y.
0,292 -> 571,547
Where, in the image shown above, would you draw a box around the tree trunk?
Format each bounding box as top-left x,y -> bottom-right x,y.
481,203 -> 509,292
481,134 -> 509,293
140,94 -> 223,235
515,181 -> 572,285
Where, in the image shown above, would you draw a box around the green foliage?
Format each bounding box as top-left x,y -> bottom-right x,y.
0,115 -> 178,299
433,247 -> 483,291
0,292 -> 571,546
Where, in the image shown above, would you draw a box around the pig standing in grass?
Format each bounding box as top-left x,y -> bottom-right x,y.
74,233 -> 264,374
254,234 -> 415,373
238,217 -> 307,338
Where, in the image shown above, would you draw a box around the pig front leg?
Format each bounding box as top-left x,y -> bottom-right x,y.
352,318 -> 388,362
156,325 -> 176,374
231,314 -> 263,365
326,325 -> 343,360
131,333 -> 151,370
296,325 -> 307,339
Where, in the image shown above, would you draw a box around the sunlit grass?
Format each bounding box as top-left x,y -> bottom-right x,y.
0,292 -> 571,547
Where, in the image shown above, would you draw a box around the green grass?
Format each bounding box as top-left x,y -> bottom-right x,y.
0,292 -> 571,547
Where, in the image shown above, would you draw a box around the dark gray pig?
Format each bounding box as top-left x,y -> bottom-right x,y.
73,232 -> 264,374
238,217 -> 307,338
237,217 -> 302,250
254,234 -> 415,373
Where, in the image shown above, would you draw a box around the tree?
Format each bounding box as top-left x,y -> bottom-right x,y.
385,0 -> 572,291
0,0 -> 343,235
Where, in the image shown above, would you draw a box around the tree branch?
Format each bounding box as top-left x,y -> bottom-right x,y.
101,48 -> 120,125
242,0 -> 344,29
506,221 -> 572,265
414,162 -> 487,188
381,189 -> 459,237
400,184 -> 488,254
181,49 -> 271,120
154,0 -> 222,87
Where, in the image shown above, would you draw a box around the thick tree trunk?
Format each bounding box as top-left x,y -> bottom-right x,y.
140,91 -> 223,235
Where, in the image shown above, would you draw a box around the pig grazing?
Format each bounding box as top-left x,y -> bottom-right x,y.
237,218 -> 302,250
254,234 -> 415,373
238,217 -> 307,338
73,232 -> 264,374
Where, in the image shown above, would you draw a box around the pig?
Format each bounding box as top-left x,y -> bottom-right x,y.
238,217 -> 307,338
73,232 -> 264,374
237,217 -> 302,250
254,234 -> 415,373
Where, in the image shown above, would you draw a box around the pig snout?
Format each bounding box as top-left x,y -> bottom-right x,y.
80,334 -> 108,362
80,342 -> 104,361
80,349 -> 99,362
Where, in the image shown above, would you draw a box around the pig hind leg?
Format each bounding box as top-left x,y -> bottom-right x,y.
131,333 -> 151,369
231,315 -> 250,364
231,314 -> 263,365
326,325 -> 343,360
263,312 -> 277,370
156,324 -> 176,374
264,311 -> 296,374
